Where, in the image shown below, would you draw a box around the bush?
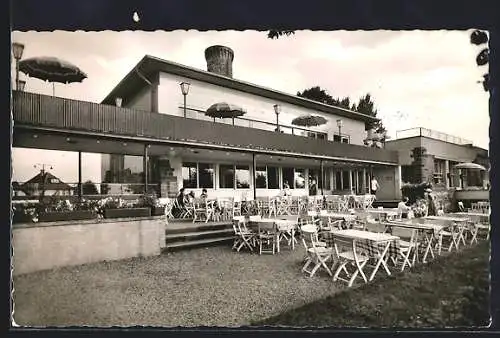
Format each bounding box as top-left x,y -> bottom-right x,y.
401,182 -> 432,204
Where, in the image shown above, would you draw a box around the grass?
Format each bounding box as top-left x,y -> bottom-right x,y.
253,241 -> 490,328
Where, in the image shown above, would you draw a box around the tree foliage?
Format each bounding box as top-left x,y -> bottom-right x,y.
267,30 -> 295,39
297,86 -> 385,133
470,29 -> 489,92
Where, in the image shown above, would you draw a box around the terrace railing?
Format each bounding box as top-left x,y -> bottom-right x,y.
395,127 -> 473,146
12,91 -> 398,164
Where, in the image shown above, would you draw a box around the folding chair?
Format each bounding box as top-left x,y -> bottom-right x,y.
257,221 -> 278,255
232,197 -> 242,218
301,226 -> 334,277
232,219 -> 255,252
331,235 -> 370,287
390,226 -> 419,271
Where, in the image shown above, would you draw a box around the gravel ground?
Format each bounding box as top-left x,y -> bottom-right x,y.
13,244 -> 343,327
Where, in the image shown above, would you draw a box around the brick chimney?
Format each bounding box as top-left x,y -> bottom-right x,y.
204,45 -> 234,78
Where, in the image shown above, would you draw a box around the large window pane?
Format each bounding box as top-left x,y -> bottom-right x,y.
342,171 -> 350,190
267,166 -> 279,189
295,168 -> 306,189
256,166 -> 267,189
282,167 -> 294,189
235,165 -> 250,189
182,162 -> 197,189
198,163 -> 214,188
335,171 -> 342,190
219,164 -> 235,188
324,168 -> 331,191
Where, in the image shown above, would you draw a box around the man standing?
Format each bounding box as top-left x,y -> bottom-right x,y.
371,177 -> 380,197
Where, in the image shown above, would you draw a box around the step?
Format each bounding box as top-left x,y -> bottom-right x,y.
166,228 -> 234,243
163,236 -> 234,251
166,221 -> 232,235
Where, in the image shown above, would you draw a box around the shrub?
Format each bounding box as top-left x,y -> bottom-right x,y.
401,182 -> 433,204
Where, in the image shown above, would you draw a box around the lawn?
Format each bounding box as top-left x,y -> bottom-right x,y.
13,241 -> 490,328
254,241 -> 490,328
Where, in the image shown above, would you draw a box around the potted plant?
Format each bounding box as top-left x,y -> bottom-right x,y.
138,193 -> 165,216
12,202 -> 39,224
101,197 -> 151,219
37,198 -> 97,222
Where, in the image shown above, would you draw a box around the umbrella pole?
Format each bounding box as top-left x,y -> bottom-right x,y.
52,83 -> 55,97
232,117 -> 235,126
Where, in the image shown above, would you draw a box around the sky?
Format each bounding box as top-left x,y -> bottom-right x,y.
11,30 -> 490,183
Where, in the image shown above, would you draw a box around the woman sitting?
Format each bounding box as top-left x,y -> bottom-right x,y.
397,197 -> 410,219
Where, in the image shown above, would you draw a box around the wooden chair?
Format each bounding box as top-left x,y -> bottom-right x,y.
331,235 -> 370,287
301,225 -> 334,277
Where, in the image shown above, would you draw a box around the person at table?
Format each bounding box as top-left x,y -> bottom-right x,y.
173,188 -> 186,217
425,188 -> 437,216
200,188 -> 208,199
309,179 -> 318,196
281,181 -> 291,196
371,176 -> 380,197
397,197 -> 410,219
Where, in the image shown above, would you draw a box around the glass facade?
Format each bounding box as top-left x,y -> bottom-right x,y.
255,166 -> 267,188
235,165 -> 250,188
219,164 -> 235,189
267,166 -> 280,189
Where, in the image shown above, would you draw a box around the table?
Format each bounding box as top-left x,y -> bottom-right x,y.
248,218 -> 297,252
452,212 -> 490,222
384,220 -> 444,263
324,229 -> 400,282
424,215 -> 470,222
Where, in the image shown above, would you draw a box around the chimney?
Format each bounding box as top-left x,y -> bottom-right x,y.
205,45 -> 234,78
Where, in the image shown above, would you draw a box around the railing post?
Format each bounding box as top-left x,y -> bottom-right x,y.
78,151 -> 82,201
252,153 -> 257,200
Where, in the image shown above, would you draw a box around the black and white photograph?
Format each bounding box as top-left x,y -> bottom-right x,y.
10,28 -> 491,327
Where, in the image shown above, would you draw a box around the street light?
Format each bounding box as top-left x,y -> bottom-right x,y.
12,42 -> 25,91
115,97 -> 123,107
336,119 -> 343,142
274,104 -> 281,132
180,82 -> 191,118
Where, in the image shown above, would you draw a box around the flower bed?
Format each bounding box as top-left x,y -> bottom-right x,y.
103,207 -> 151,219
38,210 -> 97,222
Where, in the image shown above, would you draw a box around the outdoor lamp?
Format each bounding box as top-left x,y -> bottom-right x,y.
274,104 -> 281,132
336,119 -> 343,140
180,82 -> 191,117
12,42 -> 25,91
18,80 -> 26,92
115,97 -> 123,107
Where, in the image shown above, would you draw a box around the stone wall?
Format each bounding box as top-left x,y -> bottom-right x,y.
12,217 -> 165,276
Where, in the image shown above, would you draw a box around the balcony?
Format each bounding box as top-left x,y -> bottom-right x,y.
12,91 -> 398,164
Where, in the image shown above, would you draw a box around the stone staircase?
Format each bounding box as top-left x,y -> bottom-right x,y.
163,219 -> 234,251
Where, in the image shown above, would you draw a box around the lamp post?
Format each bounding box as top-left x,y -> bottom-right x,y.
33,163 -> 53,201
274,104 -> 281,132
12,42 -> 25,91
336,119 -> 343,142
180,82 -> 191,118
115,97 -> 123,107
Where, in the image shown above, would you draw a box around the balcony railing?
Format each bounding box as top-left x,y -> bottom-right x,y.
395,127 -> 473,146
179,106 -> 351,143
12,91 -> 398,164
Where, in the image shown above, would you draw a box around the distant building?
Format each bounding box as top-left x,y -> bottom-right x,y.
19,171 -> 74,197
385,127 -> 489,190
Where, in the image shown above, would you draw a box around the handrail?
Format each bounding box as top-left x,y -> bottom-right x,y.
395,127 -> 472,146
179,106 -> 351,142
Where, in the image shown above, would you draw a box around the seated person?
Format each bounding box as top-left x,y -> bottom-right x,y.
397,197 -> 410,218
173,188 -> 186,217
200,188 -> 208,199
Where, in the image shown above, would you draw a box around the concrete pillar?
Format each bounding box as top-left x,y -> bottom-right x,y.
445,160 -> 450,189
348,169 -> 353,194
395,165 -> 402,199
362,168 -> 367,194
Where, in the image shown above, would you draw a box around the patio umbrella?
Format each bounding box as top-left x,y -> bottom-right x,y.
291,114 -> 328,127
454,162 -> 486,171
19,56 -> 87,96
205,102 -> 246,125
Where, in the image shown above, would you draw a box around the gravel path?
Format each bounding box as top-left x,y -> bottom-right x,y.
13,245 -> 343,327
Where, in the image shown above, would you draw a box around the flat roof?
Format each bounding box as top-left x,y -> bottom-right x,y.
101,55 -> 379,124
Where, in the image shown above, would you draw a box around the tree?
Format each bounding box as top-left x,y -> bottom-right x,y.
267,30 -> 295,39
356,93 -> 386,134
81,180 -> 99,195
470,29 -> 489,91
297,86 -> 336,105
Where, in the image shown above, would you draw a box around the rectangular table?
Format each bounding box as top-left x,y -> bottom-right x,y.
384,220 -> 444,263
325,229 -> 400,282
424,215 -> 470,222
248,218 -> 297,252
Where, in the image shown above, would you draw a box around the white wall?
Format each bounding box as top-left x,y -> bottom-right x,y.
157,73 -> 368,145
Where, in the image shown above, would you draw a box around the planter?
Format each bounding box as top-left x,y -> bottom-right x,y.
104,207 -> 151,219
38,210 -> 97,222
12,212 -> 35,224
151,206 -> 166,216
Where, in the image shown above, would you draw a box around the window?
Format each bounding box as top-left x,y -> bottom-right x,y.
255,166 -> 267,188
333,134 -> 349,143
235,165 -> 250,188
342,171 -> 350,190
198,163 -> 214,188
433,159 -> 446,185
182,162 -> 198,189
324,168 -> 331,190
295,168 -> 306,189
282,167 -> 294,189
219,164 -> 235,188
335,171 -> 342,190
267,166 -> 279,189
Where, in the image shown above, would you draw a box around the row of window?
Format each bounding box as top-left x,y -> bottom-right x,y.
181,162 -> 369,192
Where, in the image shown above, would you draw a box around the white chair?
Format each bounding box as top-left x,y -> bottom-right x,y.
391,226 -> 419,271
301,225 -> 334,277
331,234 -> 370,287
